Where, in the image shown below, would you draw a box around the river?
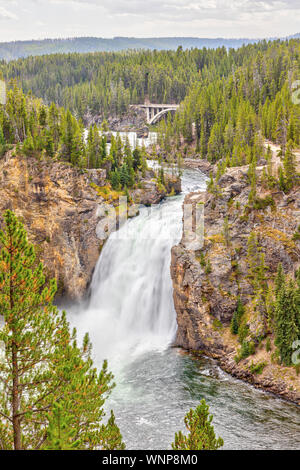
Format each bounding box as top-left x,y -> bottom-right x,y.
69,141 -> 300,450
84,129 -> 157,151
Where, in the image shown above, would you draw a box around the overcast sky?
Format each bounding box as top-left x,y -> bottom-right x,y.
0,0 -> 299,42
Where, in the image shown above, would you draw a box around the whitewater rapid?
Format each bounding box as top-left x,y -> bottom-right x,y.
71,166 -> 207,369
69,166 -> 300,450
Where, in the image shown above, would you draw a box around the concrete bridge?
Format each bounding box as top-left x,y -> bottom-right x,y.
131,103 -> 179,125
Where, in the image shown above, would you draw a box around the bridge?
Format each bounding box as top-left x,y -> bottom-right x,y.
131,103 -> 179,125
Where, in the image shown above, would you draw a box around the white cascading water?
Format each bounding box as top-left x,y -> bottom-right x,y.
71,167 -> 207,370
69,164 -> 300,450
90,203 -> 178,359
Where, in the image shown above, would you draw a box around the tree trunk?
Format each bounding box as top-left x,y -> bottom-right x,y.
12,344 -> 21,450
9,229 -> 22,450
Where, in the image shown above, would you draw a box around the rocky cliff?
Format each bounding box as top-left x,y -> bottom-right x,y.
85,106 -> 148,135
171,160 -> 300,403
0,151 -> 180,301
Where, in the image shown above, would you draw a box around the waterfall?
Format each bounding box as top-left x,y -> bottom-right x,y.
68,167 -> 300,451
71,168 -> 207,369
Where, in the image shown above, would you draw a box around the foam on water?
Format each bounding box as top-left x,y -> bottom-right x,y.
71,167 -> 206,370
69,165 -> 300,450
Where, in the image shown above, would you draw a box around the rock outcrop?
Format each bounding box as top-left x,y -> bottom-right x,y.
171,161 -> 300,404
0,152 -> 179,301
183,158 -> 214,176
131,176 -> 181,206
84,106 -> 148,133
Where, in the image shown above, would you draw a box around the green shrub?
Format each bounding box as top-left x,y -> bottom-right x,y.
250,361 -> 267,374
197,252 -> 206,268
212,318 -> 223,331
205,259 -> 212,274
292,225 -> 300,241
253,196 -> 275,210
235,340 -> 255,363
237,320 -> 249,344
230,298 -> 245,335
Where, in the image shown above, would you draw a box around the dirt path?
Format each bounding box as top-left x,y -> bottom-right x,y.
264,139 -> 300,171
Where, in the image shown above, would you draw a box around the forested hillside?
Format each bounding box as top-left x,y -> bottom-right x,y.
159,39 -> 300,168
1,40 -> 296,123
0,84 -> 154,192
0,35 -> 300,450
1,39 -> 299,191
0,36 -> 264,61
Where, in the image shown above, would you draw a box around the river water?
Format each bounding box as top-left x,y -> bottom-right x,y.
84,129 -> 157,151
70,146 -> 300,450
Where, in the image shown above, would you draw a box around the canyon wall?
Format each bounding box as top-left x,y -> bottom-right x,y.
171,163 -> 300,403
0,152 -> 180,300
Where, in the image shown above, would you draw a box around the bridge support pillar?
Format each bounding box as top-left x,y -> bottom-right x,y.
146,108 -> 150,124
133,103 -> 179,125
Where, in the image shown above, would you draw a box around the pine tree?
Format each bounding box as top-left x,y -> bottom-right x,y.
278,166 -> 286,192
172,399 -> 223,450
0,125 -> 5,156
141,156 -> 148,178
22,131 -> 35,156
61,110 -> 76,163
133,148 -> 141,170
111,169 -> 120,190
223,216 -> 230,247
45,131 -> 55,158
120,164 -> 130,188
0,125 -> 5,146
38,106 -> 47,127
0,210 -> 122,450
248,160 -> 257,205
115,134 -> 123,168
274,274 -> 300,366
99,411 -> 126,451
43,403 -> 80,450
246,232 -> 268,318
71,127 -> 85,167
158,168 -> 165,186
283,140 -> 297,191
100,119 -> 109,132
275,263 -> 285,296
230,297 -> 245,335
48,102 -> 61,152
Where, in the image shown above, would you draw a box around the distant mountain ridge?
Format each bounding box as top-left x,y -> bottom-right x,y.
0,34 -> 299,61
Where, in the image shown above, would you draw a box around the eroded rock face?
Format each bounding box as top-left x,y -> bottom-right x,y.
183,158 -> 214,176
0,155 -> 111,300
0,153 -> 178,301
84,106 -> 147,132
171,163 -> 300,403
131,175 -> 181,206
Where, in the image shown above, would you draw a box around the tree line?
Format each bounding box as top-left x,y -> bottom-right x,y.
158,38 -> 300,174
0,83 -> 150,190
0,40 -> 290,123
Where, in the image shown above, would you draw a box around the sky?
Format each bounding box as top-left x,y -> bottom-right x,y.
0,0 -> 299,42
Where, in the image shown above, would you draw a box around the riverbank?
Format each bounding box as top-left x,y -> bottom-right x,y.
69,164 -> 300,450
171,153 -> 300,405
